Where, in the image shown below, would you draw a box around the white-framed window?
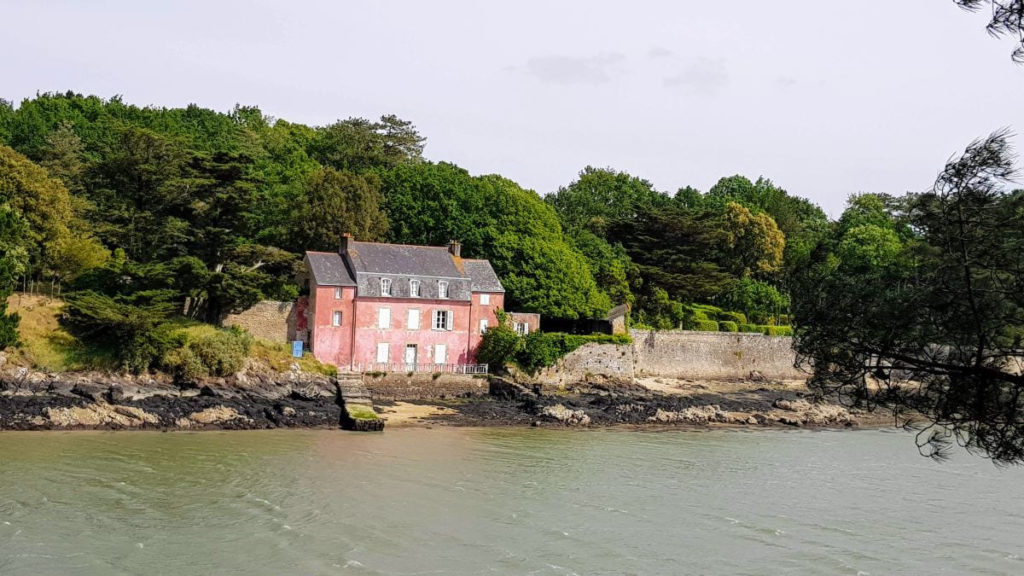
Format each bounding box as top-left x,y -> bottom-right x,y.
378,307 -> 391,329
479,318 -> 488,334
332,311 -> 342,327
407,309 -> 421,330
334,287 -> 342,299
515,322 -> 529,336
480,293 -> 490,305
376,342 -> 390,363
434,343 -> 447,365
380,278 -> 392,297
410,279 -> 420,298
438,281 -> 449,299
432,309 -> 453,331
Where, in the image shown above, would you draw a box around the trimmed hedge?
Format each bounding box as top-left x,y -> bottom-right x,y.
719,311 -> 747,325
719,321 -> 738,332
763,325 -> 794,337
738,323 -> 761,333
694,320 -> 719,332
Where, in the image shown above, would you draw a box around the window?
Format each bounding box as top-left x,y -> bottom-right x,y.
479,318 -> 488,334
434,343 -> 447,364
376,342 -> 390,363
480,293 -> 490,305
378,307 -> 391,329
432,309 -> 453,331
332,311 -> 342,327
515,322 -> 529,336
410,279 -> 420,298
334,287 -> 342,299
380,278 -> 392,297
407,309 -> 421,330
438,281 -> 449,299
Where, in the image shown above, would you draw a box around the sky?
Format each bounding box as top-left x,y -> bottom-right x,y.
4,0 -> 1024,216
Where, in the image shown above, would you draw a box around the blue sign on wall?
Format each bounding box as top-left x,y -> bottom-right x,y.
292,341 -> 304,358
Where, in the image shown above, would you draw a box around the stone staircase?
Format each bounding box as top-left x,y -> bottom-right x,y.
336,373 -> 384,431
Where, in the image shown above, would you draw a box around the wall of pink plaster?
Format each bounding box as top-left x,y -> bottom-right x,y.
351,297 -> 474,368
310,285 -> 356,367
468,293 -> 504,354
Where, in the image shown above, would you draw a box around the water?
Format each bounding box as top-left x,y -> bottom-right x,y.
0,428 -> 1022,575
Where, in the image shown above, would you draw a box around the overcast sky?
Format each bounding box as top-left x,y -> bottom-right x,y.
5,0 -> 1024,216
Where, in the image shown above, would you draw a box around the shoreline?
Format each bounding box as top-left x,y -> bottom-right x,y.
0,361 -> 894,431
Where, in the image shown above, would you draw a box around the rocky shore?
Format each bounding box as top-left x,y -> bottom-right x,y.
1,355 -> 885,431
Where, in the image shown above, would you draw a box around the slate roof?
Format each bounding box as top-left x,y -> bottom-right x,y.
305,251 -> 356,286
305,242 -> 504,293
346,241 -> 464,279
463,259 -> 505,293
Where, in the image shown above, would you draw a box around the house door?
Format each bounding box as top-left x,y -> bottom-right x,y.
404,344 -> 417,370
434,343 -> 447,365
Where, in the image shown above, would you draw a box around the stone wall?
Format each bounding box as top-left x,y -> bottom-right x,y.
221,301 -> 297,343
533,342 -> 635,387
362,372 -> 489,401
534,330 -> 804,386
630,330 -> 804,380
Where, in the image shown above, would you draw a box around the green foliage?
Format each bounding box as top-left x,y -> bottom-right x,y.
164,326 -> 254,381
717,277 -> 789,322
290,167 -> 388,250
547,166 -> 669,233
738,323 -> 761,333
476,319 -> 523,369
763,325 -> 793,336
310,114 -> 424,173
60,291 -> 180,373
719,321 -> 739,332
694,320 -> 720,332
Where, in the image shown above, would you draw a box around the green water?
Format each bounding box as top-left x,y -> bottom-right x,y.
0,428 -> 1021,575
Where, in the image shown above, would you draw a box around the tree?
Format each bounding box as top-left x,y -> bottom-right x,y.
791,130 -> 1024,464
955,0 -> 1024,62
718,202 -> 785,278
310,115 -> 425,173
0,204 -> 27,349
547,166 -> 668,233
0,144 -> 74,272
291,167 -> 388,251
40,120 -> 85,193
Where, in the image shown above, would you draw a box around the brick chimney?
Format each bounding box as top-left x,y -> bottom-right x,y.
340,232 -> 353,254
447,239 -> 461,257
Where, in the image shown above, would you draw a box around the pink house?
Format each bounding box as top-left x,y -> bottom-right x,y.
303,235 -> 508,372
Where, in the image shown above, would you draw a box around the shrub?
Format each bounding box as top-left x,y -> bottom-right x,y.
763,325 -> 794,336
719,311 -> 747,325
694,320 -> 719,332
164,326 -> 253,381
476,323 -> 523,369
738,323 -> 761,333
719,321 -> 738,332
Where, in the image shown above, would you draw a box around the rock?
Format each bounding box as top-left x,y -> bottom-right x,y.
185,406 -> 252,426
280,406 -> 296,417
45,402 -> 160,428
107,386 -> 125,403
540,404 -> 591,426
648,405 -> 729,424
71,383 -> 106,402
773,398 -> 812,412
748,371 -> 766,382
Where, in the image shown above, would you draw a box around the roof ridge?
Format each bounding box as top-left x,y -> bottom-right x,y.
351,240 -> 451,250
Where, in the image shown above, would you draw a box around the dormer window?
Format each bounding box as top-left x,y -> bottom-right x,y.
410,279 -> 420,298
381,278 -> 392,297
438,281 -> 449,299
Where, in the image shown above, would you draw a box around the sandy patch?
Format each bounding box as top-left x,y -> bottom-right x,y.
377,402 -> 457,426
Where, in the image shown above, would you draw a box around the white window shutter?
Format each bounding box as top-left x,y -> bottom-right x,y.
446,310 -> 453,331
431,310 -> 439,330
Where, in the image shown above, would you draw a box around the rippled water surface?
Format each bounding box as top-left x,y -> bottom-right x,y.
1,427 -> 1022,575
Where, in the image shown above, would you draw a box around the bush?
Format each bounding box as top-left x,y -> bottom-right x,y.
476,323 -> 523,368
164,326 -> 254,382
763,325 -> 794,337
694,320 -> 719,332
0,307 -> 18,350
719,321 -> 738,332
719,311 -> 747,325
738,323 -> 761,333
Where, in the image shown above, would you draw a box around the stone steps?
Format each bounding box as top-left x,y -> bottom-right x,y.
336,375 -> 373,406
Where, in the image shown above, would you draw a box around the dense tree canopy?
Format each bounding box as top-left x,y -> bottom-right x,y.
791,131 -> 1024,463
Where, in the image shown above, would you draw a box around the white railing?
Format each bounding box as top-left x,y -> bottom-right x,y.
356,363 -> 488,375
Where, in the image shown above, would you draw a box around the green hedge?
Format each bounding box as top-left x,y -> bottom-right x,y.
763,325 -> 794,337
738,323 -> 761,333
719,321 -> 738,332
694,320 -> 719,332
719,311 -> 747,324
